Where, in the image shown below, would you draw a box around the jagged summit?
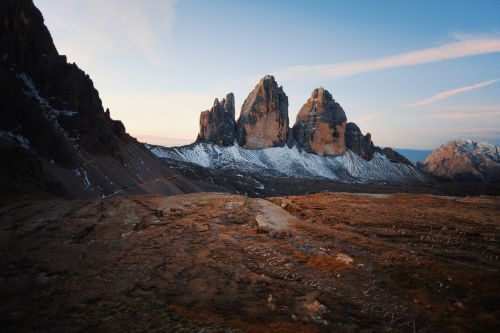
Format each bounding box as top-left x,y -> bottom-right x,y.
419,140 -> 500,181
236,75 -> 292,149
152,77 -> 425,185
191,76 -> 415,170
196,93 -> 236,146
345,122 -> 376,160
262,74 -> 275,81
293,87 -> 347,156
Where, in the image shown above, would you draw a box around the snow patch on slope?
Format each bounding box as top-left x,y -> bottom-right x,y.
150,143 -> 426,183
455,140 -> 500,164
17,72 -> 78,125
0,130 -> 31,149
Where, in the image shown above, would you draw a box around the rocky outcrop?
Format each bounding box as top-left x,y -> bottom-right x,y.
345,122 -> 376,160
196,93 -> 236,146
419,140 -> 500,181
236,75 -> 291,149
344,123 -> 414,165
292,88 -> 347,156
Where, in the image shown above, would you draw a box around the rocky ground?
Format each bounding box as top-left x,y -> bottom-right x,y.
1,192 -> 499,332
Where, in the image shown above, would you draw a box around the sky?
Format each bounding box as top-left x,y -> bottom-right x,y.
34,0 -> 500,149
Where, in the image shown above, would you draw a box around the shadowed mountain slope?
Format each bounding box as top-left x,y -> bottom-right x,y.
0,0 -> 222,199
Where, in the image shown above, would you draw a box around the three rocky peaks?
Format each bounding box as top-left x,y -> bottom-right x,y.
197,75 -> 402,162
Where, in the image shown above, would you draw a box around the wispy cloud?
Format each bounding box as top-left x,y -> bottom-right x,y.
275,37 -> 500,81
35,0 -> 177,65
422,104 -> 500,120
430,110 -> 500,120
405,79 -> 500,108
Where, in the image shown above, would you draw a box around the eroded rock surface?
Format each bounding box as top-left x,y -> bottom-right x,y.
236,75 -> 291,149
345,122 -> 376,160
292,88 -> 347,156
196,93 -> 236,146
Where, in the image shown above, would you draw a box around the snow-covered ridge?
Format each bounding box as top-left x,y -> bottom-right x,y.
453,140 -> 500,163
149,143 -> 426,183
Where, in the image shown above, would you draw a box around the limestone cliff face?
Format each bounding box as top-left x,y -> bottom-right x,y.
197,93 -> 236,146
345,122 -> 376,160
292,88 -> 347,156
236,75 -> 291,149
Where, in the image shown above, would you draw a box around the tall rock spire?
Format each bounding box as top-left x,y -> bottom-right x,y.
344,122 -> 375,160
196,93 -> 236,146
292,87 -> 347,156
236,75 -> 291,149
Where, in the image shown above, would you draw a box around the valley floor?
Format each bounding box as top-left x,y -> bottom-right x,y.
0,192 -> 499,332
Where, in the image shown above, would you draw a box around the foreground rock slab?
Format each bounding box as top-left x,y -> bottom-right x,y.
0,192 -> 499,332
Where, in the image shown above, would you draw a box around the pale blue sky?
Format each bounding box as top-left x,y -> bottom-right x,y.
35,0 -> 500,149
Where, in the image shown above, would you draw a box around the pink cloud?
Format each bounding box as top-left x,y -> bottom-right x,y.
405,79 -> 500,108
275,37 -> 500,81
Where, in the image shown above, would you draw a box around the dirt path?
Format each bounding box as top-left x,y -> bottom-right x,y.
104,175 -> 180,198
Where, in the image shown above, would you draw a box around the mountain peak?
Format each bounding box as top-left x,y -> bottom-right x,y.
236,76 -> 291,149
197,93 -> 236,146
261,74 -> 276,82
292,87 -> 347,156
311,87 -> 333,101
420,139 -> 500,181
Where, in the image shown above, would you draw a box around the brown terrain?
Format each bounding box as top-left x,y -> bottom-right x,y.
1,192 -> 499,332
